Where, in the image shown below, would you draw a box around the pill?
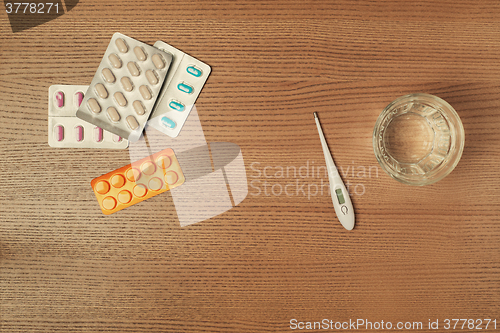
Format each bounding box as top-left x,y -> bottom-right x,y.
94,127 -> 103,142
156,155 -> 172,169
110,174 -> 126,188
75,125 -> 84,142
141,161 -> 156,175
126,167 -> 141,182
102,196 -> 117,210
115,38 -> 128,53
152,54 -> 165,69
133,184 -> 147,198
120,76 -> 134,92
134,46 -> 147,61
148,177 -> 163,191
55,91 -> 64,108
139,85 -> 152,100
102,68 -> 115,83
165,171 -> 179,185
132,100 -> 146,115
109,54 -> 122,68
169,100 -> 185,112
126,115 -> 139,130
186,65 -> 203,77
87,98 -> 101,114
177,82 -> 194,94
74,92 -> 84,107
107,107 -> 120,122
145,69 -> 159,85
161,116 -> 176,129
95,83 -> 108,99
95,180 -> 110,194
127,61 -> 140,76
114,92 -> 127,107
54,125 -> 64,141
113,134 -> 122,142
118,190 -> 132,204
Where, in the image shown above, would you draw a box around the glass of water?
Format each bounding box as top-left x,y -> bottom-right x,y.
373,93 -> 465,186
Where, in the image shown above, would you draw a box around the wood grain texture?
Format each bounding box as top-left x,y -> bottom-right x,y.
1,1 -> 500,332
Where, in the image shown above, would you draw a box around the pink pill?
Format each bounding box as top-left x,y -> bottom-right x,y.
94,127 -> 103,142
55,91 -> 64,108
75,125 -> 84,142
55,125 -> 64,141
74,91 -> 84,107
113,134 -> 122,142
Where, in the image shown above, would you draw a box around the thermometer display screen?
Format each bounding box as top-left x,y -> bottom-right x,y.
335,188 -> 345,204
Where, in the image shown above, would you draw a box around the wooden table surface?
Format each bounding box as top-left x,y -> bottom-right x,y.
1,1 -> 500,332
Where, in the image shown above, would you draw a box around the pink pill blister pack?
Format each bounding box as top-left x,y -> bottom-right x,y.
149,41 -> 211,138
48,85 -> 129,149
76,33 -> 173,142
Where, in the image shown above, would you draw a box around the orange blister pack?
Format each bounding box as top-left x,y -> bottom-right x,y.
91,148 -> 185,215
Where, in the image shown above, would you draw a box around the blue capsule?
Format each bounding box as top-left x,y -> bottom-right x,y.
186,66 -> 202,77
169,100 -> 185,112
161,116 -> 176,129
177,82 -> 194,94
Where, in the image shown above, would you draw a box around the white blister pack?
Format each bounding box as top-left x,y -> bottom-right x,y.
76,33 -> 173,142
48,85 -> 128,149
148,41 -> 211,138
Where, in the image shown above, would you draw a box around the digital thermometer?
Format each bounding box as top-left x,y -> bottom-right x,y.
313,112 -> 355,230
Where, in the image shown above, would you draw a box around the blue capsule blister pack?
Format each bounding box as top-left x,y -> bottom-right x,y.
148,41 -> 211,138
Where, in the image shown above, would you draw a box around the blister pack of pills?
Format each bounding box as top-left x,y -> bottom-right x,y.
91,148 -> 185,215
148,41 -> 211,138
76,33 -> 173,142
48,85 -> 128,149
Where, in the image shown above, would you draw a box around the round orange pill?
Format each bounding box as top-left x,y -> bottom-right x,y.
164,171 -> 178,185
95,180 -> 110,194
133,184 -> 147,197
148,177 -> 163,191
141,161 -> 156,175
126,168 -> 141,182
102,196 -> 117,210
156,155 -> 172,169
110,174 -> 126,188
117,190 -> 132,204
